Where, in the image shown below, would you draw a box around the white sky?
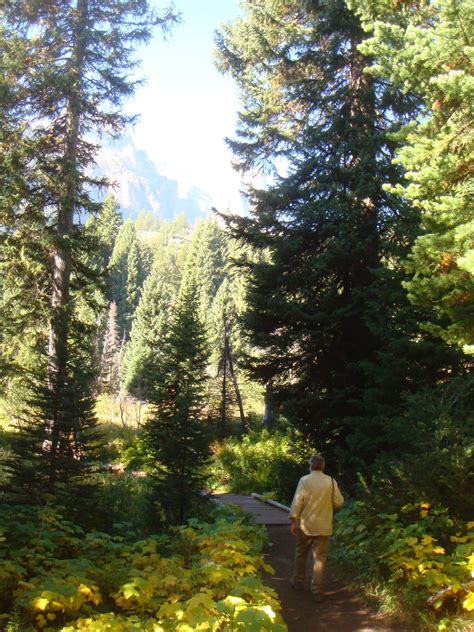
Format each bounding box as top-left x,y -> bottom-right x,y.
127,0 -> 245,214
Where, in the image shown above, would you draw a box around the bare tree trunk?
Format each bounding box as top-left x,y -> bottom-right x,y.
221,343 -> 228,435
262,381 -> 276,430
225,334 -> 246,429
117,389 -> 127,428
135,398 -> 143,428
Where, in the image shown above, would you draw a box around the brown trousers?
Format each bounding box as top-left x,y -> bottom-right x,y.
292,528 -> 330,593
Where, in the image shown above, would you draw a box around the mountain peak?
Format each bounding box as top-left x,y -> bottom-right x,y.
93,135 -> 213,223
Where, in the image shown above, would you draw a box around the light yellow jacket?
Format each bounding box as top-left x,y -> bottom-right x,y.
289,470 -> 344,536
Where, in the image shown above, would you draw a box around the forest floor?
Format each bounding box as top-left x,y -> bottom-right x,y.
263,525 -> 408,632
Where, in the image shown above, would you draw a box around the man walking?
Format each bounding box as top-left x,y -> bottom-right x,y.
289,454 -> 344,600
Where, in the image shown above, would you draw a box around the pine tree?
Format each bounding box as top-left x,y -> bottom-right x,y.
126,240 -> 147,333
99,302 -> 122,395
209,279 -> 246,433
135,211 -> 160,232
122,266 -> 175,400
184,219 -> 229,322
87,193 -> 123,270
144,275 -> 211,526
85,194 -> 123,383
0,0 -> 177,505
0,16 -> 51,390
109,220 -> 151,338
351,0 -> 474,355
216,0 -> 451,474
179,221 -> 249,433
109,220 -> 137,329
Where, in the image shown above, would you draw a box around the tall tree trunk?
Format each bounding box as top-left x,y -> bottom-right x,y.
262,381 -> 276,430
335,32 -> 382,420
47,0 -> 89,489
220,342 -> 228,436
225,333 -> 246,428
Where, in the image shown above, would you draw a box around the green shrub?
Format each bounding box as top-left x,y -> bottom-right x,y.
98,422 -> 143,467
333,498 -> 474,630
210,428 -> 308,504
94,473 -> 153,536
120,433 -> 149,471
0,503 -> 287,631
367,376 -> 474,522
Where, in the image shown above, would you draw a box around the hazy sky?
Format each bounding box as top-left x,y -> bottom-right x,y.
128,0 -> 245,214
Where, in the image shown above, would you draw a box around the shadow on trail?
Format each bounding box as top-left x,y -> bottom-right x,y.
264,525 -> 406,632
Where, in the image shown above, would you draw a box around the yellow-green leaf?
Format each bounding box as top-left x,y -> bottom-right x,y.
463,592 -> 474,611
34,597 -> 50,611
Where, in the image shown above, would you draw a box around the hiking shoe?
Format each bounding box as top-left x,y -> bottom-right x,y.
289,580 -> 304,591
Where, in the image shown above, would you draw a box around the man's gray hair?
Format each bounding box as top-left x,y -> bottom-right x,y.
309,454 -> 325,471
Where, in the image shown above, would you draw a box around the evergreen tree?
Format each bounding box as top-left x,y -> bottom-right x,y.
99,301 -> 122,395
209,279 -> 246,432
171,212 -> 190,235
109,220 -> 151,338
351,0 -> 474,354
122,266 -> 175,400
85,195 -> 123,382
0,0 -> 176,505
135,210 -> 160,233
109,220 -> 137,327
181,221 -> 249,432
126,240 -> 146,331
87,193 -> 124,270
184,219 -> 229,322
144,276 -> 210,526
216,0 -> 453,474
139,240 -> 155,282
0,16 -> 52,390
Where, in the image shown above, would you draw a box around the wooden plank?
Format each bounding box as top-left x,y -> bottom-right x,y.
212,493 -> 290,525
251,492 -> 290,512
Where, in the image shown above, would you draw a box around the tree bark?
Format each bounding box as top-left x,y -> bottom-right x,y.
47,0 -> 89,489
220,341 -> 228,435
262,381 -> 276,430
225,333 -> 246,429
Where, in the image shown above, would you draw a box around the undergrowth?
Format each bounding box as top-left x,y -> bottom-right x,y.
210,428 -> 308,504
332,500 -> 474,631
0,503 -> 286,631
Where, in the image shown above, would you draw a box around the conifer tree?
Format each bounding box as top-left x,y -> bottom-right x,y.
126,240 -> 146,330
135,211 -> 160,232
109,220 -> 151,338
85,194 -> 123,381
122,266 -> 175,400
0,16 -> 51,390
185,219 -> 229,322
87,193 -> 123,270
144,275 -> 210,526
99,301 -> 122,395
351,0 -> 474,354
1,0 -> 176,505
216,0 -> 451,473
109,220 -> 137,324
181,221 -> 249,431
209,279 -> 246,432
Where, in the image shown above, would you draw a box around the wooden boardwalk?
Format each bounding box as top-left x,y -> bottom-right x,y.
212,492 -> 290,525
212,493 -> 402,631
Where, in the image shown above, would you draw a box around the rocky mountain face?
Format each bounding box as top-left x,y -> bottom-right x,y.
93,135 -> 213,223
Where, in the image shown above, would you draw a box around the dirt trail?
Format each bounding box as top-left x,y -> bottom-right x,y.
263,525 -> 407,632
213,493 -> 409,631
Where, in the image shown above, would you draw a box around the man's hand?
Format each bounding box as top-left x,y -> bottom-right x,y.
290,520 -> 298,536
